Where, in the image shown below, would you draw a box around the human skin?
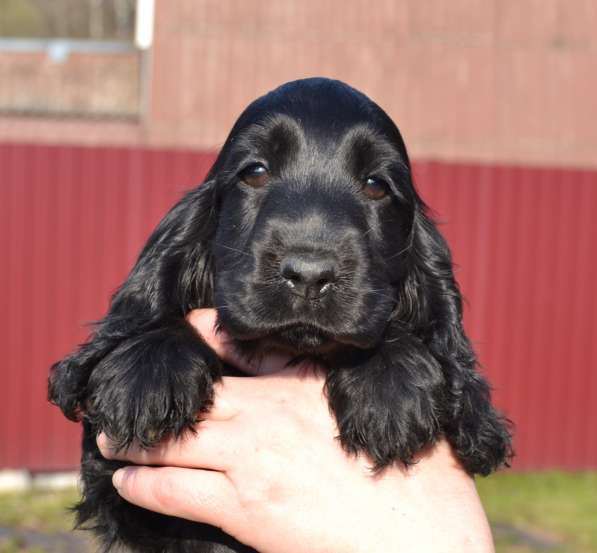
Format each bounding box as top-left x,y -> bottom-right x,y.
97,308 -> 495,553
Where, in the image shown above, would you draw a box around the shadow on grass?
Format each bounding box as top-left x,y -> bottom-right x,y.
0,527 -> 94,553
493,522 -> 572,553
0,523 -> 571,553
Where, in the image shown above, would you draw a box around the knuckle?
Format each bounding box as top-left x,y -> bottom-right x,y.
237,474 -> 286,510
237,482 -> 267,509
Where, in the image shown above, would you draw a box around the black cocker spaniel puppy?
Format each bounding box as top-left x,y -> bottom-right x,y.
49,77 -> 512,553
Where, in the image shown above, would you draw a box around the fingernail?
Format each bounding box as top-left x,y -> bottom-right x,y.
113,469 -> 125,489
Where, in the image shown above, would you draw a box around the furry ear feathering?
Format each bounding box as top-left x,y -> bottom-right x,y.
49,77 -> 512,553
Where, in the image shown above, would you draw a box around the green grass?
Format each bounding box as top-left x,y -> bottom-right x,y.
0,488 -> 88,553
0,489 -> 79,533
478,471 -> 597,552
0,0 -> 45,38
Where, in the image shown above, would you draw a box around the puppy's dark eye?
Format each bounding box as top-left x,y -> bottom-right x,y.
239,163 -> 270,188
363,176 -> 389,200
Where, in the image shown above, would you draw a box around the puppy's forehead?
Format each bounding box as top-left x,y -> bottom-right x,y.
230,78 -> 407,157
244,115 -> 395,167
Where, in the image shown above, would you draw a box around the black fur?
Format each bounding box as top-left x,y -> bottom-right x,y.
49,78 -> 512,553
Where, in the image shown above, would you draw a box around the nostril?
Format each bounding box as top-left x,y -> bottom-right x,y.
315,271 -> 334,289
281,265 -> 301,284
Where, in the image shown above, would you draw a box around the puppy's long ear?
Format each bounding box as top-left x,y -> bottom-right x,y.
48,179 -> 218,420
395,205 -> 513,475
109,179 -> 218,323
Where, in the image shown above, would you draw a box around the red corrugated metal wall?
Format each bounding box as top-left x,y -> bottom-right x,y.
1,143 -> 596,471
414,163 -> 597,470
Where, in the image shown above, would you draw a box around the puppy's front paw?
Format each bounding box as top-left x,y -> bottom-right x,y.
87,321 -> 220,450
326,342 -> 446,471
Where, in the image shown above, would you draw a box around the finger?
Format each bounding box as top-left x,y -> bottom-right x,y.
97,422 -> 238,471
205,367 -> 321,421
112,465 -> 241,532
187,308 -> 292,375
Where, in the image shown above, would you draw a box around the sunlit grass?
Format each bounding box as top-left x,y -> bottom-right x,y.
0,488 -> 79,533
478,471 -> 597,552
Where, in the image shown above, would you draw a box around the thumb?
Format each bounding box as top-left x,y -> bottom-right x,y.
186,308 -> 292,375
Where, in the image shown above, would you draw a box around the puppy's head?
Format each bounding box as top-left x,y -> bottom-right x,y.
210,78 -> 420,356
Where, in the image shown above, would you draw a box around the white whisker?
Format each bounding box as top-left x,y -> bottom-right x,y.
213,242 -> 255,259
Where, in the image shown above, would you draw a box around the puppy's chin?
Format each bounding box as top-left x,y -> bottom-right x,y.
216,308 -> 383,358
266,324 -> 340,355
230,324 -> 341,358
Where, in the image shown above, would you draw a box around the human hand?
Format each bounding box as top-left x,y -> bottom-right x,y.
97,309 -> 494,553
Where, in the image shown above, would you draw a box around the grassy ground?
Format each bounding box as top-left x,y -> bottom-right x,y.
1,471 -> 595,552
0,489 -> 78,532
0,488 -> 89,553
478,471 -> 597,553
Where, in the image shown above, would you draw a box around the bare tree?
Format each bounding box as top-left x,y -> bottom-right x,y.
89,0 -> 104,39
29,0 -> 71,37
111,0 -> 136,39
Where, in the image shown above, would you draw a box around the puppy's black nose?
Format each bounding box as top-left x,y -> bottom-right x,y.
280,255 -> 336,299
